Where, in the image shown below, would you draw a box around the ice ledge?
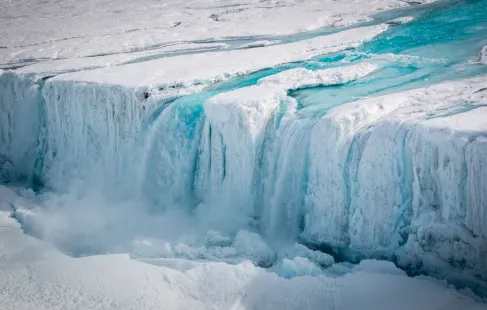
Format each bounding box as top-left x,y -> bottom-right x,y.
46,25 -> 388,89
258,62 -> 378,90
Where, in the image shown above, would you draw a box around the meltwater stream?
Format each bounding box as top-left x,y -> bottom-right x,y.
1,0 -> 487,294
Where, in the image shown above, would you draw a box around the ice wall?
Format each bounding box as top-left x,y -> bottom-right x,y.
195,86 -> 288,231
39,79 -> 163,195
1,60 -> 486,289
0,71 -> 41,183
304,78 -> 487,282
165,71 -> 487,282
139,95 -> 205,211
399,108 -> 487,282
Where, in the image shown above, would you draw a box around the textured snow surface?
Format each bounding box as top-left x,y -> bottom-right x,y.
0,0 -> 424,66
49,24 -> 388,88
14,42 -> 228,75
258,62 -> 378,90
0,187 -> 486,310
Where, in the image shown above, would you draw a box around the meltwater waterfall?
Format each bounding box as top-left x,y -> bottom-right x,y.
1,0 -> 487,295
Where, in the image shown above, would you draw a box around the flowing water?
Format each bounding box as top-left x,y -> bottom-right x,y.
2,0 -> 487,293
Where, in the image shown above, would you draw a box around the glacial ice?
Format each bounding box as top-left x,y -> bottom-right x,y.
0,0 -> 406,65
2,0 -> 487,308
304,77 -> 487,283
0,71 -> 40,183
1,0 -> 487,302
40,79 -> 158,193
48,24 -> 388,88
15,25 -> 387,195
2,55 -> 487,287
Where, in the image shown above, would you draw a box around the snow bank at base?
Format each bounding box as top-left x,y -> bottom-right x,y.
233,230 -> 276,267
0,189 -> 485,310
279,243 -> 335,268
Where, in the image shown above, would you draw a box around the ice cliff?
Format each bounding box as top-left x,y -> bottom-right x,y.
1,16 -> 486,293
2,62 -> 487,289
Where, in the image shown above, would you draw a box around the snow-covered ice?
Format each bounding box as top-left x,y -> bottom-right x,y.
0,0 -> 419,66
258,62 -> 378,90
2,0 -> 487,308
47,24 -> 388,89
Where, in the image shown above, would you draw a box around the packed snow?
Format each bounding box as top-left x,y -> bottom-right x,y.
0,0 -> 428,66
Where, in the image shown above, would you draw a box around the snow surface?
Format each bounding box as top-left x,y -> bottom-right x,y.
2,0 -> 487,308
0,186 -> 486,310
258,62 -> 378,90
0,0 -> 427,66
48,24 -> 388,88
14,42 -> 228,75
